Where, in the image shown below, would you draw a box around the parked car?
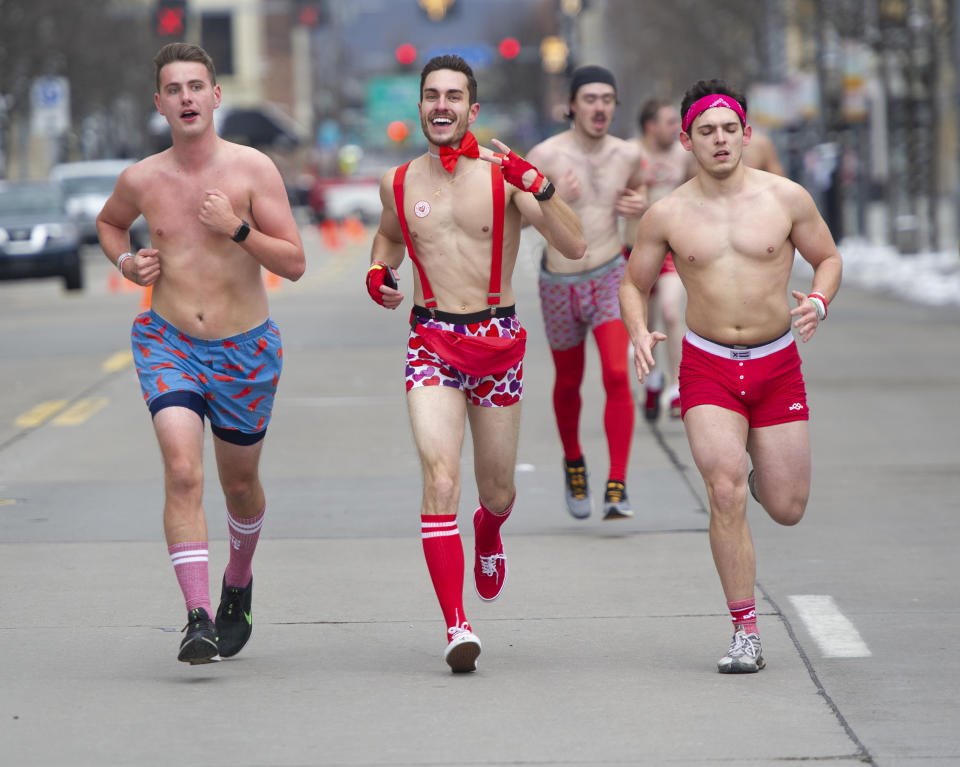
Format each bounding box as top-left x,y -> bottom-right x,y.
49,159 -> 150,250
0,180 -> 83,290
305,174 -> 383,223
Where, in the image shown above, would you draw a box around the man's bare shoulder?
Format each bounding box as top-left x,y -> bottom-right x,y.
219,139 -> 278,173
118,151 -> 170,194
643,177 -> 698,219
747,166 -> 804,196
606,133 -> 643,160
378,154 -> 430,201
526,131 -> 568,163
749,168 -> 815,215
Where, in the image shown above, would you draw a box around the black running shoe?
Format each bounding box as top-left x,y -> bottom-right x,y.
178,607 -> 219,664
215,577 -> 253,658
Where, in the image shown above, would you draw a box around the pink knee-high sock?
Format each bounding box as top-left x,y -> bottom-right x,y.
223,504 -> 265,587
169,542 -> 211,616
421,514 -> 469,638
475,495 -> 514,555
728,597 -> 758,635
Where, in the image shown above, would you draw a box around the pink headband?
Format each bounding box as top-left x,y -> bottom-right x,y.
681,94 -> 746,133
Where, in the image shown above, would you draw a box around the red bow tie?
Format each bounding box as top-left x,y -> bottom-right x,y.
437,131 -> 479,173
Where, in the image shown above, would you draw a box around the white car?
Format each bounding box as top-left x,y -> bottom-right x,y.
49,159 -> 149,249
322,181 -> 382,223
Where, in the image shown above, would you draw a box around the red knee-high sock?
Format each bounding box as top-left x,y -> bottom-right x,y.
168,541 -> 212,616
594,321 -> 635,482
421,514 -> 469,638
551,344 -> 586,462
475,494 -> 514,555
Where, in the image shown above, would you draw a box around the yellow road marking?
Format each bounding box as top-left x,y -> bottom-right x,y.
52,398 -> 109,425
14,400 -> 68,428
103,350 -> 133,372
0,498 -> 17,506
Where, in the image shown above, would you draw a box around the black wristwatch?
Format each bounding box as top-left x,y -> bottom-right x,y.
232,219 -> 250,242
534,180 -> 555,202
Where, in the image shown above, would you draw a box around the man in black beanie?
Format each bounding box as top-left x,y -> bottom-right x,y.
526,65 -> 647,521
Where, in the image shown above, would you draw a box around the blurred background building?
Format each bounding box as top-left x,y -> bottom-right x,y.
1,0 -> 959,257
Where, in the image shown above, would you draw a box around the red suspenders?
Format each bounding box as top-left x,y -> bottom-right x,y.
393,160 -> 506,315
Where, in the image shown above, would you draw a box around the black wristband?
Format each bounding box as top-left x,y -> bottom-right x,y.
533,180 -> 555,202
232,220 -> 250,242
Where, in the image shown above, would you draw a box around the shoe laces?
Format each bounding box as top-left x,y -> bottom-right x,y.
182,608 -> 208,632
604,480 -> 625,504
478,552 -> 505,579
222,587 -> 244,619
447,621 -> 472,641
565,463 -> 588,499
727,630 -> 761,660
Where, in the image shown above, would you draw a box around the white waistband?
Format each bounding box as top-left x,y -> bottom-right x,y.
684,330 -> 794,360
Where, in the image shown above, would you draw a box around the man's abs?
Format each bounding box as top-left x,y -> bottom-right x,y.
150,271 -> 270,340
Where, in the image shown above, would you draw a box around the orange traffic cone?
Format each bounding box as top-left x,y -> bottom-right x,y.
319,219 -> 343,251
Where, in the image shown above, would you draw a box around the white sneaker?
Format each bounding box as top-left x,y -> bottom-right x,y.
717,630 -> 765,673
444,625 -> 481,673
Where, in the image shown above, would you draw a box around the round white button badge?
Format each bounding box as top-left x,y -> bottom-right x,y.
414,200 -> 431,218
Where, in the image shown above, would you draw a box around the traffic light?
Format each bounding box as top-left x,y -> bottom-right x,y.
540,36 -> 568,74
156,0 -> 187,37
292,0 -> 329,27
395,44 -> 417,67
387,121 -> 409,142
418,0 -> 457,21
498,38 -> 521,60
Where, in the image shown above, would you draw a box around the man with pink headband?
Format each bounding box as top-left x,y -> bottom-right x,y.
620,79 -> 842,673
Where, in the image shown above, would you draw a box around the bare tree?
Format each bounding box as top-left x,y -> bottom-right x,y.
0,0 -> 155,170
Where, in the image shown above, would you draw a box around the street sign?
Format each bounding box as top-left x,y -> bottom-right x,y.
31,77 -> 70,137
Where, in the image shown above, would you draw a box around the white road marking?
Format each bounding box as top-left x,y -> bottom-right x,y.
788,594 -> 872,658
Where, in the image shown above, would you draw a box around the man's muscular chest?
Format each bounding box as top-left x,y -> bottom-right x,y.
402,165 -> 496,254
551,146 -> 631,207
141,167 -> 250,240
669,195 -> 792,265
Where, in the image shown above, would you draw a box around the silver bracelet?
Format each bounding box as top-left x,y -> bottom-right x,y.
117,252 -> 133,274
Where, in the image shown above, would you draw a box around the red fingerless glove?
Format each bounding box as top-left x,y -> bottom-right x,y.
366,262 -> 393,306
496,151 -> 546,193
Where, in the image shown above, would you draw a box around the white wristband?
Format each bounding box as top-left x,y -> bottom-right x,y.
117,252 -> 133,275
808,295 -> 826,321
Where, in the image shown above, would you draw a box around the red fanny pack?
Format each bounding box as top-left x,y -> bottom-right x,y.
417,324 -> 526,377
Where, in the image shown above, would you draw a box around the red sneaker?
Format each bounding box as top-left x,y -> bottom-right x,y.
473,508 -> 508,601
644,386 -> 661,421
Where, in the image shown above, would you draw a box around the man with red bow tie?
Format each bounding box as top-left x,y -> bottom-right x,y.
366,54 -> 585,672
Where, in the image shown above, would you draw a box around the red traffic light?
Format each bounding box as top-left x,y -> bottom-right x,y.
387,121 -> 409,142
156,1 -> 186,36
498,38 -> 521,59
395,44 -> 417,66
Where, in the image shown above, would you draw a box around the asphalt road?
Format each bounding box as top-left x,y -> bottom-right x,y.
1,227 -> 958,766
